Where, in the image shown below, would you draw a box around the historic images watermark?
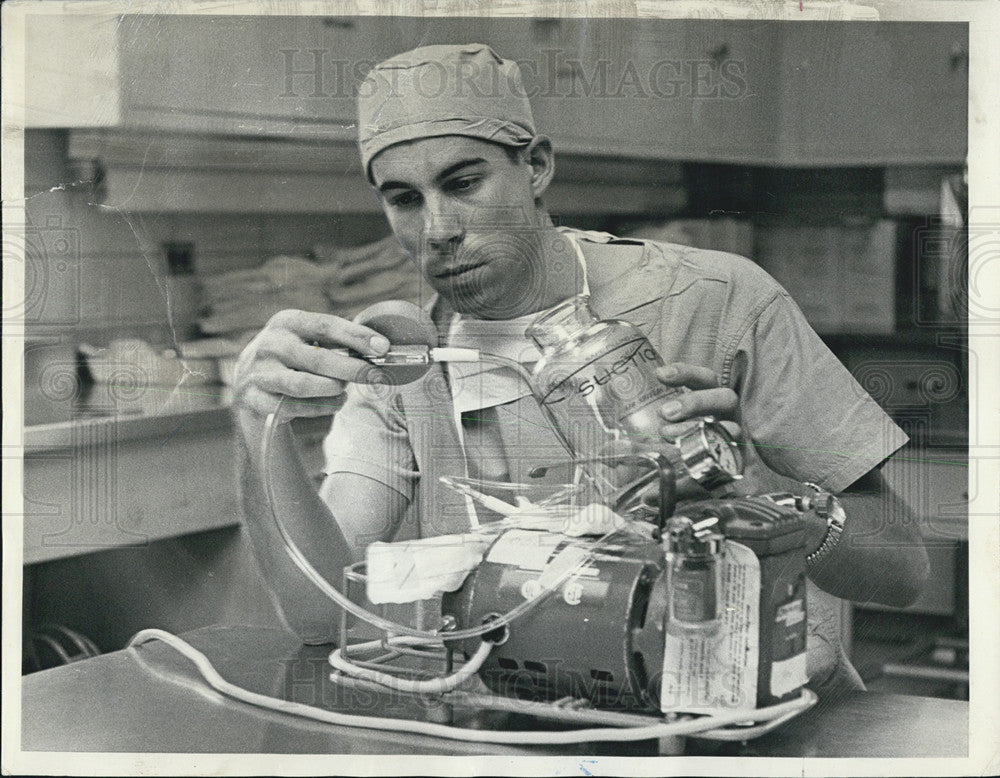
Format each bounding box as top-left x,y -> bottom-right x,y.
277,48 -> 750,103
2,207 -> 82,327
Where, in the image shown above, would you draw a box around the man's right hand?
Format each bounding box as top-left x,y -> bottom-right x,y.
233,308 -> 393,420
232,310 -> 412,641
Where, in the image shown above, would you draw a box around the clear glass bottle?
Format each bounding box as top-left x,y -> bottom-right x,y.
527,294 -> 683,496
664,516 -> 724,636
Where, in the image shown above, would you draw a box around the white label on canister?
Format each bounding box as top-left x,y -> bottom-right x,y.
770,652 -> 808,698
660,540 -> 760,715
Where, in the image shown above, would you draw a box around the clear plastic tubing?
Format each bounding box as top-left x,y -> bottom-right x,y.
260,393 -> 630,642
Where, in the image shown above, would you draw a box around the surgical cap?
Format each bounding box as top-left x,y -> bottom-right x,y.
357,43 -> 536,181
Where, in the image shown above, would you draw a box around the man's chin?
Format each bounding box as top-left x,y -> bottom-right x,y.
426,254 -> 552,319
436,287 -> 550,320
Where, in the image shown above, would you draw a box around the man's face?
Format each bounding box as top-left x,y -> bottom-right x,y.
370,135 -> 553,319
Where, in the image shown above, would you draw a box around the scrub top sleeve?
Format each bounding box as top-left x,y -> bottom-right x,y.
320,383 -> 418,502
733,291 -> 909,493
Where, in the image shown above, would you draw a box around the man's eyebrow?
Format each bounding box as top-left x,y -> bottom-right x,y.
435,158 -> 488,183
377,179 -> 412,194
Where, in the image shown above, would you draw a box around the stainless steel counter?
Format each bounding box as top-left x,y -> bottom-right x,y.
20,625 -> 969,757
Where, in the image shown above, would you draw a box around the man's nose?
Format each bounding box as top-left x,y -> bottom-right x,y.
423,211 -> 464,253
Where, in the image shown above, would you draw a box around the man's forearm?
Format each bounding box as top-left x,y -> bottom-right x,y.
235,407 -> 355,643
807,472 -> 930,607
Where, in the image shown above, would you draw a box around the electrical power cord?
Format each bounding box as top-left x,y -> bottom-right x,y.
42,623 -> 101,658
28,623 -> 102,670
329,636 -> 493,695
126,628 -> 815,745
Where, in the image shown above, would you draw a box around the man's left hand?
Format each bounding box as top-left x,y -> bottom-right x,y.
655,362 -> 741,439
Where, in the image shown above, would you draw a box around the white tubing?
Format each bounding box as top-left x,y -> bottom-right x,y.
429,347 -> 481,362
127,629 -> 814,745
329,637 -> 492,695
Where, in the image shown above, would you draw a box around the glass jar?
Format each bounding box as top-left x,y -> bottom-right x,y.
527,294 -> 682,496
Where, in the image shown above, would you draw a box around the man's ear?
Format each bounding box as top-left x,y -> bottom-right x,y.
525,135 -> 555,198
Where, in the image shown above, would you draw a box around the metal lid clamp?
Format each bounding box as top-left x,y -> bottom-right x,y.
665,515 -> 724,557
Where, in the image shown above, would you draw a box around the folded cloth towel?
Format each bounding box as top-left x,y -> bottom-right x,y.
198,240 -> 434,338
365,503 -> 629,604
314,235 -> 410,284
199,287 -> 333,335
318,237 -> 434,318
200,255 -> 331,299
198,255 -> 337,336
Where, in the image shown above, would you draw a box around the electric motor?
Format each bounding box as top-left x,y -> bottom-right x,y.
443,496 -> 809,712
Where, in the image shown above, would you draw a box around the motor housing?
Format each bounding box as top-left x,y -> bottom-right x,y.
442,496 -> 808,712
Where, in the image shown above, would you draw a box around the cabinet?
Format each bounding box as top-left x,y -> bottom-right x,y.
774,22 -> 968,165
23,413 -> 242,564
27,15 -> 967,165
857,445 -> 967,616
107,16 -> 963,165
755,219 -> 897,334
883,446 -> 967,546
115,15 -> 411,140
413,18 -> 780,161
21,407 -> 283,659
23,13 -> 120,127
665,21 -> 782,161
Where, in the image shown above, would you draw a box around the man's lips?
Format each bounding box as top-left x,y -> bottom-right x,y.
432,259 -> 490,279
